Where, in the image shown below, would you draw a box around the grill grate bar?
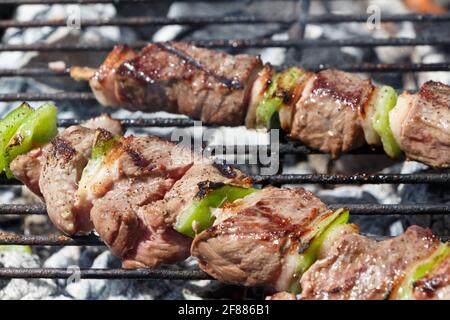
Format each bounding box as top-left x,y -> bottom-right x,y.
0,268 -> 212,280
2,14 -> 450,29
0,92 -> 95,101
208,142 -> 386,155
1,204 -> 449,218
0,0 -> 284,4
0,0 -> 448,286
309,13 -> 450,23
0,16 -> 296,29
0,232 -> 104,246
2,173 -> 449,186
251,173 -> 450,185
0,231 -> 448,246
1,62 -> 448,78
1,38 -> 449,52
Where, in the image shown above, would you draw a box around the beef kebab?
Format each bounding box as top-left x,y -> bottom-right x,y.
1,105 -> 448,300
70,42 -> 450,168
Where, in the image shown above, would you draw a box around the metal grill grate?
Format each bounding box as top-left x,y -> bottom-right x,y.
0,0 -> 449,283
1,38 -> 450,52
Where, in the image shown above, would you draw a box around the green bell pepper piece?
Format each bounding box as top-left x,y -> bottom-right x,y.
255,74 -> 282,130
255,67 -> 305,130
289,209 -> 350,293
81,130 -> 118,179
4,103 -> 58,178
0,245 -> 32,254
78,130 -> 118,195
175,185 -> 256,238
372,86 -> 403,158
0,103 -> 34,173
395,243 -> 450,300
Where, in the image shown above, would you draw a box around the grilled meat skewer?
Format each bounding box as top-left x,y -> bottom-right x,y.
300,225 -> 442,299
11,114 -> 123,235
72,43 -> 262,126
71,42 -> 450,167
8,114 -> 449,299
191,186 -> 334,290
271,225 -> 449,300
290,69 -> 373,156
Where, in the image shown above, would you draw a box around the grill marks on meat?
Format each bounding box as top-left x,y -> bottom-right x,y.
300,226 -> 441,300
40,126 -> 100,235
90,177 -> 191,268
84,135 -> 194,267
413,254 -> 450,300
84,135 -> 250,268
396,81 -> 450,167
39,127 -> 92,234
10,115 -> 123,235
84,44 -> 450,167
112,42 -> 263,125
10,114 -> 124,199
191,187 -> 330,289
290,69 -> 373,157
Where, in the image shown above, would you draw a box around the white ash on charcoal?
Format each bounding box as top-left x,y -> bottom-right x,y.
0,251 -> 61,299
0,247 -> 215,300
0,0 -> 449,299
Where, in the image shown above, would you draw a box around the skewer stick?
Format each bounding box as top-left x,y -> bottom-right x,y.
70,66 -> 96,81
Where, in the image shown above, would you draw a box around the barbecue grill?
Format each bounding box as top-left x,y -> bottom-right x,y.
0,0 -> 449,292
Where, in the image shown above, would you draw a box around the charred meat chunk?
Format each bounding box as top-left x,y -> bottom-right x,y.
290,69 -> 373,157
100,42 -> 263,125
390,81 -> 450,168
300,226 -> 441,300
191,187 -> 331,290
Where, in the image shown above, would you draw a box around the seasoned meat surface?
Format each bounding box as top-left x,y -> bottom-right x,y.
10,115 -> 124,235
191,187 -> 331,289
300,226 -> 441,300
397,81 -> 450,168
39,126 -> 97,235
84,135 -> 194,267
413,253 -> 450,300
115,42 -> 263,125
145,163 -> 251,226
84,134 -> 251,268
91,177 -> 192,268
290,69 -> 373,157
10,148 -> 42,196
10,114 -> 123,200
